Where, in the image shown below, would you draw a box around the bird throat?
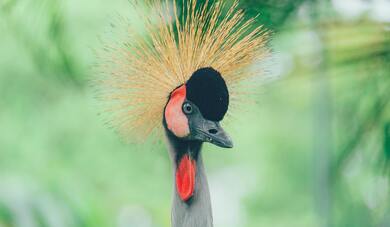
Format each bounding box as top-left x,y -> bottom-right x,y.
175,153 -> 196,201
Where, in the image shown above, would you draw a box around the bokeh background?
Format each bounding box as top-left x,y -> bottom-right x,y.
1,0 -> 390,226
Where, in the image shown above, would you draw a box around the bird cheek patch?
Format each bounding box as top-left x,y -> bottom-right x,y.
165,85 -> 190,138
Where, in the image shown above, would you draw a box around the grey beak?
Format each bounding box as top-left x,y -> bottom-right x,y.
191,119 -> 233,148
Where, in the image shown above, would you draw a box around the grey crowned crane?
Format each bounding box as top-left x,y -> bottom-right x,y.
95,0 -> 269,226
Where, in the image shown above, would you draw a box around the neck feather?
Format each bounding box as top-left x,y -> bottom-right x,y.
165,131 -> 213,227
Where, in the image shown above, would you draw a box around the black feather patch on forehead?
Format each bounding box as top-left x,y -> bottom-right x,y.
186,67 -> 229,121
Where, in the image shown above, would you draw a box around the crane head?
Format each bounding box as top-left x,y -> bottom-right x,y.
164,67 -> 233,148
95,0 -> 269,143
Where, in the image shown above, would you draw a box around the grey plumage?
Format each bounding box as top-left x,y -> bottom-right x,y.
166,133 -> 213,227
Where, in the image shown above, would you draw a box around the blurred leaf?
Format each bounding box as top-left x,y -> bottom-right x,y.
383,122 -> 390,170
1,0 -> 82,86
0,0 -> 17,12
239,0 -> 307,29
0,202 -> 13,226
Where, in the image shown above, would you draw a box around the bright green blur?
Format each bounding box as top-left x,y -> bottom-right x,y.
0,0 -> 389,226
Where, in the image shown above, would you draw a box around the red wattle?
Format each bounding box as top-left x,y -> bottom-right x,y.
175,154 -> 196,201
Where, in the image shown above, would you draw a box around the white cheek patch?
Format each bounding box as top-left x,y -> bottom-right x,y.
165,86 -> 190,138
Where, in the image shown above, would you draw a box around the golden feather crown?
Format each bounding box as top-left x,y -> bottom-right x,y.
95,0 -> 269,141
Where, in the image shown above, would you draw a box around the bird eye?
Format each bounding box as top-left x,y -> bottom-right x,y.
182,103 -> 193,114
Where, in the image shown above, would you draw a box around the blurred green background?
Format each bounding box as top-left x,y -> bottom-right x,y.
1,0 -> 390,226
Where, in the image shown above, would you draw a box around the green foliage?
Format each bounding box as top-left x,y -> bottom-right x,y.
239,0 -> 306,29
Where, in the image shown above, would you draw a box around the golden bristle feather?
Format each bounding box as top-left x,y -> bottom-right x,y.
95,0 -> 269,141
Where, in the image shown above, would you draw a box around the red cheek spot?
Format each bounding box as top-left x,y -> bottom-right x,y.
165,85 -> 190,138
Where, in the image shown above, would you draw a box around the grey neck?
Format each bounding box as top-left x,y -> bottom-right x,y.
165,132 -> 213,227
